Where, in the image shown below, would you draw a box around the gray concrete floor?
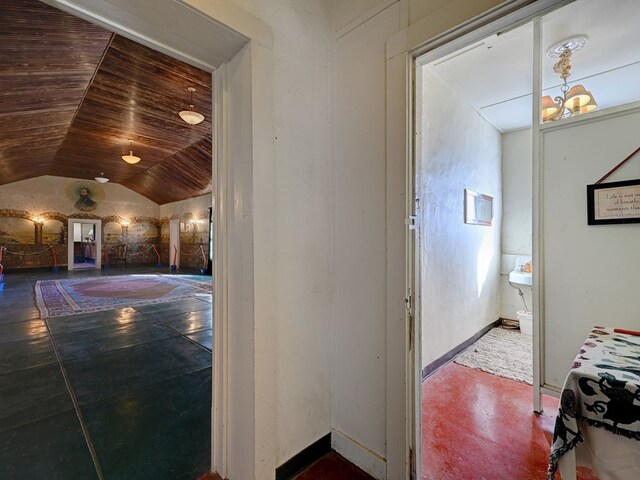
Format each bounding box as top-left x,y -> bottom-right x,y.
0,266 -> 213,480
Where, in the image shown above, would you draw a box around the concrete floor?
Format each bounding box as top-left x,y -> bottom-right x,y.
0,266 -> 212,479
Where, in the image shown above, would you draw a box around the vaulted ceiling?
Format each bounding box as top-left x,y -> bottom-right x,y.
0,0 -> 212,205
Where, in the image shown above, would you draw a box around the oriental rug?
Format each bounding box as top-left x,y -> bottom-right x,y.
35,274 -> 212,318
453,326 -> 533,384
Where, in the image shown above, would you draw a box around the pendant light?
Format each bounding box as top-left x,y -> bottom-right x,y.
94,172 -> 109,183
179,87 -> 205,125
122,140 -> 141,164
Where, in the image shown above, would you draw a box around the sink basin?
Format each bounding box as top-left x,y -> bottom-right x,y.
509,271 -> 532,286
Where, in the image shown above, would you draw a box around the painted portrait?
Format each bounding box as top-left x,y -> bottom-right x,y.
66,181 -> 105,213
75,187 -> 97,211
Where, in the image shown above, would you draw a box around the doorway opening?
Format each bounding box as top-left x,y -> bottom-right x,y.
68,218 -> 102,270
0,0 -> 238,477
414,0 -> 640,478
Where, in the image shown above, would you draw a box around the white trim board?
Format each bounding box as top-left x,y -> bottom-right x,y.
331,429 -> 386,480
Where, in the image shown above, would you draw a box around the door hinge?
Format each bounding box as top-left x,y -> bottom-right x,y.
406,294 -> 414,351
408,311 -> 414,352
405,215 -> 417,230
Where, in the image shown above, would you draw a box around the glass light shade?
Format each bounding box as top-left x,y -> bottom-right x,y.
179,109 -> 205,125
564,84 -> 592,111
122,150 -> 141,164
541,95 -> 559,120
95,175 -> 109,184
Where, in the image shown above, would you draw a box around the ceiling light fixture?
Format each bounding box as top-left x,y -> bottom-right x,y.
95,172 -> 109,184
542,35 -> 597,123
122,140 -> 141,164
179,87 -> 205,125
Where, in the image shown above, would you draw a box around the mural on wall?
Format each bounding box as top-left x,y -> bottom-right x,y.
0,210 -> 161,269
66,181 -> 105,212
43,220 -> 65,244
0,181 -> 211,270
160,222 -> 170,244
158,210 -> 211,270
0,218 -> 33,244
103,222 -> 123,245
129,222 -> 159,243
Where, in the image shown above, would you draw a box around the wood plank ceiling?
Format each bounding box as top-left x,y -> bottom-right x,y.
0,0 -> 212,205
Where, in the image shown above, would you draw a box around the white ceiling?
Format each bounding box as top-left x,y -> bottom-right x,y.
425,0 -> 640,132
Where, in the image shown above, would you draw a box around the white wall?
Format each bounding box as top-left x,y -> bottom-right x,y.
500,129 -> 533,319
543,108 -> 640,388
409,0 -> 503,26
332,3 -> 400,477
419,68 -> 502,368
331,0 -> 507,33
207,0 -> 334,469
502,129 -> 532,255
332,0 -> 386,31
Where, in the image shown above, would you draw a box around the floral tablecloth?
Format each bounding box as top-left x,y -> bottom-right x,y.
548,326 -> 640,479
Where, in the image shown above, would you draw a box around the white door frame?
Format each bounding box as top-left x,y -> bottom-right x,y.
67,218 -> 102,270
42,1 -> 274,478
386,0 -> 573,477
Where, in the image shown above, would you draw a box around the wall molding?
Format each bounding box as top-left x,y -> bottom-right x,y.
331,429 -> 386,480
334,0 -> 398,41
421,318 -> 502,380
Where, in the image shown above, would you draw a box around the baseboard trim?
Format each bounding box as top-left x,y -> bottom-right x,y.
331,429 -> 386,480
421,318 -> 502,380
275,433 -> 331,480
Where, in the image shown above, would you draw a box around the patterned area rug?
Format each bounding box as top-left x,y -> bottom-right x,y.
453,326 -> 533,384
35,274 -> 212,318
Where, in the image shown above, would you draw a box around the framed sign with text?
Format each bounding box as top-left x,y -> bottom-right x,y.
587,179 -> 640,225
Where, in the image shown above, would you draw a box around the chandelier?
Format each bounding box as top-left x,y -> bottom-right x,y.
542,35 -> 597,123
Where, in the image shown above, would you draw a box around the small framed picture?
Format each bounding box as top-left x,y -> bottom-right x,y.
464,189 -> 493,226
587,179 -> 640,225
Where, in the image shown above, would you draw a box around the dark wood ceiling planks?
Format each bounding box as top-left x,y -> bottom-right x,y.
0,0 -> 212,205
122,136 -> 213,205
0,0 -> 112,184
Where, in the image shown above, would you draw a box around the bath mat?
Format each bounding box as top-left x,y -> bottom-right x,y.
35,274 -> 212,318
453,327 -> 532,384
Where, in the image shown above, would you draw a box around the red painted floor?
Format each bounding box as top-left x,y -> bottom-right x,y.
199,362 -> 601,480
422,362 -> 598,480
294,451 -> 375,480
